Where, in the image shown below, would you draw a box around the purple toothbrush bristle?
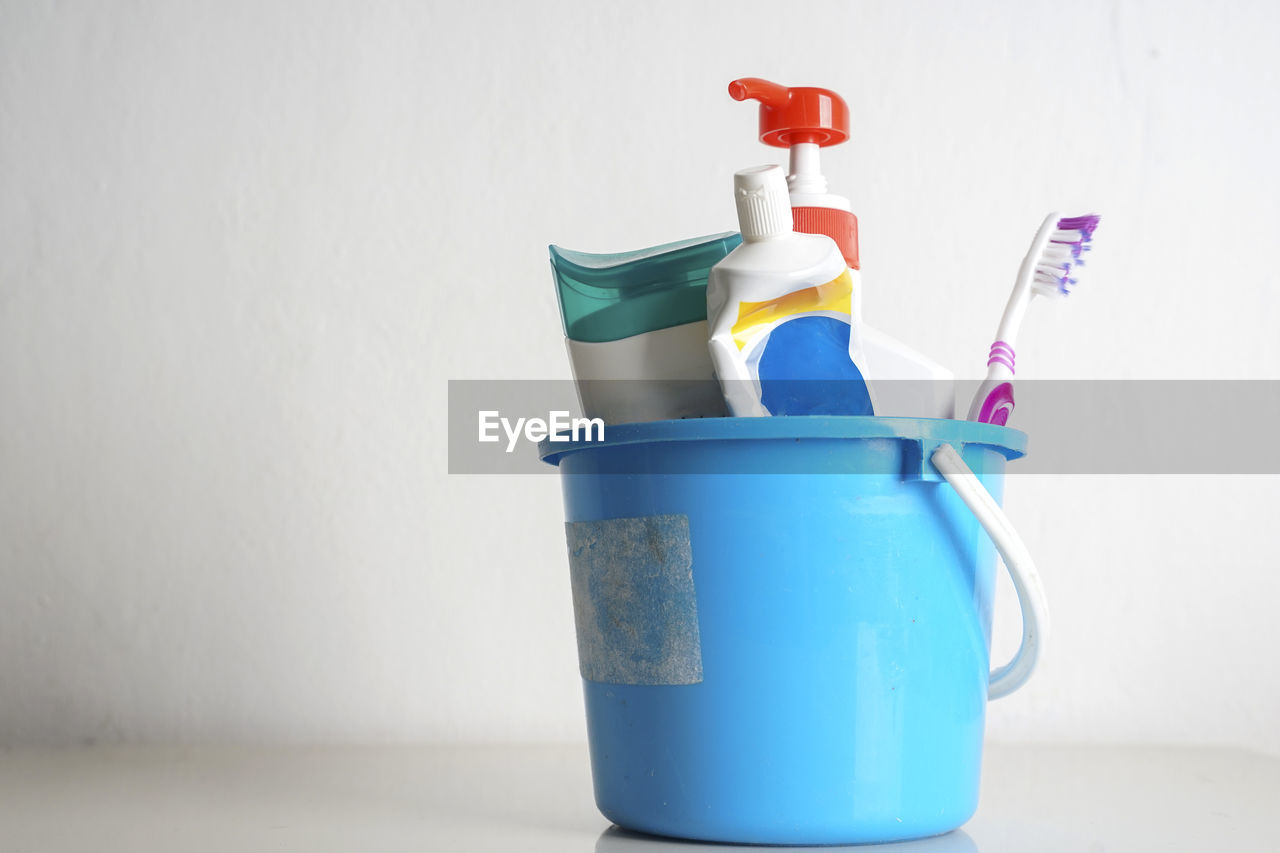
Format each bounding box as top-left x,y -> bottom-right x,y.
1058,214 -> 1100,234
1034,214 -> 1098,297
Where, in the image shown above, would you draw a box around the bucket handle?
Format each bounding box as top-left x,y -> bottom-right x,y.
931,443 -> 1049,700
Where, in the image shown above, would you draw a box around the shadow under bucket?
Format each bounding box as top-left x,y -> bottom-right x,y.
540,416 -> 1043,846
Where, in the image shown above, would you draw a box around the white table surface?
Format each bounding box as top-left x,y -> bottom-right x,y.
1,742 -> 1276,851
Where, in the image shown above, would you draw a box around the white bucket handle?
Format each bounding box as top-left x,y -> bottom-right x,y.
931,443 -> 1049,700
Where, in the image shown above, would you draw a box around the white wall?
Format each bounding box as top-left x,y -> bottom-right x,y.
2,0 -> 1277,750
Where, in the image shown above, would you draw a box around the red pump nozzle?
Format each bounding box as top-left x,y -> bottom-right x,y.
728,78 -> 849,148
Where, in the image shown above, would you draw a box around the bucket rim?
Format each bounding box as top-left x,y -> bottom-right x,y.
538,415 -> 1027,466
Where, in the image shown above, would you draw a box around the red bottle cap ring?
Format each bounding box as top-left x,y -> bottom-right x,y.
792,206 -> 860,270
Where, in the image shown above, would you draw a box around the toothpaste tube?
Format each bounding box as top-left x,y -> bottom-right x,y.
707,165 -> 875,417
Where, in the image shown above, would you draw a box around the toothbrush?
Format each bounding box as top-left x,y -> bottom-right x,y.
967,212 -> 1100,425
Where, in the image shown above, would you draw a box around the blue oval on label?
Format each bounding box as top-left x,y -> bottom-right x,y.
757,316 -> 874,416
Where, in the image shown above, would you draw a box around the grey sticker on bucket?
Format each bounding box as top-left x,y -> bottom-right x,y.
565,514 -> 702,685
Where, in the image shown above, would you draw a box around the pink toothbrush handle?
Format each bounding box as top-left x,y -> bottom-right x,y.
969,341 -> 1016,425
975,381 -> 1015,426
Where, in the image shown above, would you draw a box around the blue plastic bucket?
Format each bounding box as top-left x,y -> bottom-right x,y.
540,416 -> 1029,846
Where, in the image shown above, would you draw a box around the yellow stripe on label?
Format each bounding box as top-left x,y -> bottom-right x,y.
730,270 -> 853,351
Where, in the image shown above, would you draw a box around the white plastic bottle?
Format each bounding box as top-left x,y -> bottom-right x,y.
729,77 -> 955,418
707,165 -> 875,418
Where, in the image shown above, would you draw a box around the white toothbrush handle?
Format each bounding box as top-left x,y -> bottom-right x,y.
967,212 -> 1062,424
